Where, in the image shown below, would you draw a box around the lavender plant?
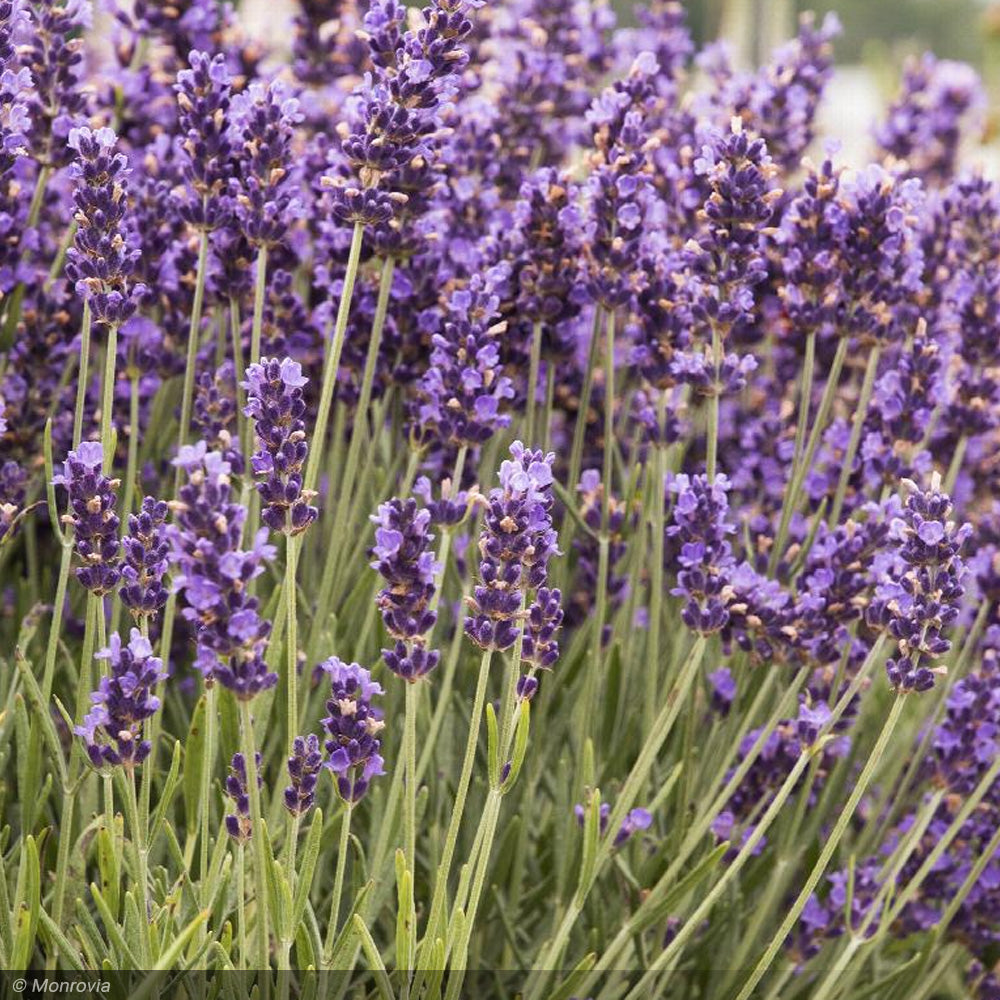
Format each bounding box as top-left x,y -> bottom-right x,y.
0,4 -> 998,999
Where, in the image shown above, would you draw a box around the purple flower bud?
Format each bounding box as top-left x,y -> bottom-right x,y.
284,733 -> 323,816
225,751 -> 262,843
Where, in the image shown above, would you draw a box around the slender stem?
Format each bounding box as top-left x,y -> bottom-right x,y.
250,245 -> 268,368
943,434 -> 968,495
525,320 -> 543,444
733,694 -> 908,1000
237,843 -> 247,970
73,303 -> 92,448
770,335 -> 849,573
239,699 -> 270,970
418,650 -> 494,968
175,229 -> 210,470
829,344 -> 881,526
792,330 -> 816,473
200,684 -> 217,884
285,532 -> 299,753
310,253 -> 395,630
403,680 -> 419,968
542,363 -> 555,454
323,801 -> 354,965
123,767 -> 152,966
645,403 -> 667,734
304,222 -> 365,496
98,323 -> 120,475
600,309 -> 616,529
706,320 -> 721,480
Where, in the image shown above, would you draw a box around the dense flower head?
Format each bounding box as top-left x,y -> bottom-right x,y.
466,443 -> 558,651
174,50 -> 234,230
867,475 -> 970,692
412,263 -> 514,447
119,496 -> 170,622
320,657 -> 385,802
371,496 -> 440,680
75,630 -> 165,770
242,357 -> 317,535
54,441 -> 121,595
293,0 -> 368,87
667,473 -> 736,634
193,362 -> 244,474
229,79 -> 303,247
65,127 -> 146,327
876,53 -> 984,186
20,0 -> 91,168
225,751 -> 262,843
170,443 -> 276,698
0,1 -> 29,177
284,733 -> 323,816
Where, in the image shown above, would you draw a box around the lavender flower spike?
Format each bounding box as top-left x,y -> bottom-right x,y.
225,752 -> 262,843
66,126 -> 146,327
75,629 -> 165,770
284,734 -> 323,817
54,442 -> 121,596
466,443 -> 559,651
371,497 -> 440,681
243,358 -> 318,535
119,496 -> 170,622
867,473 -> 970,692
320,658 -> 386,803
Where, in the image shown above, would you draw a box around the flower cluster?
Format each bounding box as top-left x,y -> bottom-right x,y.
371,496 -> 440,680
868,475 -> 969,692
320,657 -> 385,803
170,444 -> 276,699
466,443 -> 558,652
75,630 -> 165,770
243,358 -> 318,535
65,127 -> 146,327
119,496 -> 170,622
54,442 -> 121,595
225,752 -> 262,843
284,734 -> 323,817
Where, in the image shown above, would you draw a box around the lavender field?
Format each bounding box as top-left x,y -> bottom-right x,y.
0,1 -> 998,997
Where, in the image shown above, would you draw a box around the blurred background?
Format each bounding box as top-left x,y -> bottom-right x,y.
236,0 -> 1000,170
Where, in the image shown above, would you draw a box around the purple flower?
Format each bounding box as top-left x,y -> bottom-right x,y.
242,358 -> 318,536
175,51 -> 234,231
867,475 -> 970,692
466,443 -> 559,651
53,442 -> 121,596
320,657 -> 386,803
75,629 -> 165,770
170,443 -> 276,699
876,54 -> 984,186
119,496 -> 170,622
229,79 -> 303,247
667,473 -> 736,634
225,751 -> 262,843
284,733 -> 323,817
574,802 -> 653,848
65,127 -> 146,327
412,263 -> 515,447
371,496 -> 440,681
193,362 -> 244,475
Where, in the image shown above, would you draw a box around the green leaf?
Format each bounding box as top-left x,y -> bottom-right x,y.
575,787 -> 601,904
500,702 -> 531,793
10,836 -> 40,969
353,914 -> 394,1000
394,849 -> 414,975
486,703 -> 500,787
183,694 -> 208,835
14,648 -> 66,786
89,882 -> 140,968
293,808 -> 323,929
96,824 -> 120,918
547,951 -> 598,1000
38,907 -> 85,971
150,739 -> 183,846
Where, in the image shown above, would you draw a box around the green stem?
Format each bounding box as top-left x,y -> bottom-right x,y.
174,228 -> 210,479
73,302 -> 92,448
829,344 -> 881,526
304,221 -> 365,496
239,699 -> 271,970
310,254 -> 395,635
323,801 -> 354,966
525,320 -> 543,444
943,434 -> 968,495
733,694 -> 908,1000
792,330 -> 816,473
706,320 -> 721,480
645,405 -> 667,735
99,323 -> 120,474
250,245 -> 268,368
417,650 -> 494,969
123,767 -> 152,966
770,335 -> 849,573
237,843 -> 247,970
200,684 -> 217,884
403,680 -> 419,970
285,532 -> 299,754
